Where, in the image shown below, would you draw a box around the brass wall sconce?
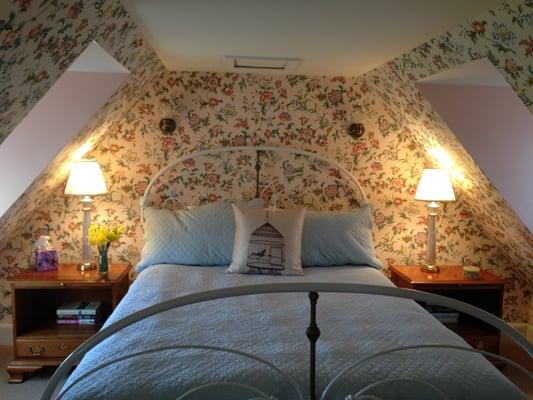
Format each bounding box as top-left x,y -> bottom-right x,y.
347,122 -> 365,139
159,118 -> 176,134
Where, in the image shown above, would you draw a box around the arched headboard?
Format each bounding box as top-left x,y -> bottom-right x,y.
141,146 -> 366,221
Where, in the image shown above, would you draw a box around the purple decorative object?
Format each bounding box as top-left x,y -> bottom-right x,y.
36,250 -> 58,271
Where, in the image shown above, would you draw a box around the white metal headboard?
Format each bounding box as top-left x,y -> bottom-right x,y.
140,146 -> 367,220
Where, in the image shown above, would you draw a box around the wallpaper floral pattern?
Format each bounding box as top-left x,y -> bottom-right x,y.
0,0 -> 140,145
0,0 -> 165,321
0,0 -> 164,242
145,150 -> 364,213
0,0 -> 531,323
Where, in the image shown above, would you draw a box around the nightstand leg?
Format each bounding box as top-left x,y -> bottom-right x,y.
7,364 -> 43,383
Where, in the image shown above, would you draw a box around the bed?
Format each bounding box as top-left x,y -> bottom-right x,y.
42,146 -> 531,400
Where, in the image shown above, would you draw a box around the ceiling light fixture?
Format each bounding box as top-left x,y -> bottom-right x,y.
223,56 -> 302,73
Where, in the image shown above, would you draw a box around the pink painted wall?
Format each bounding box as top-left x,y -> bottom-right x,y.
418,83 -> 533,232
0,71 -> 128,217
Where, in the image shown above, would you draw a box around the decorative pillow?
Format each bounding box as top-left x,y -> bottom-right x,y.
136,198 -> 264,272
301,203 -> 383,268
228,206 -> 305,276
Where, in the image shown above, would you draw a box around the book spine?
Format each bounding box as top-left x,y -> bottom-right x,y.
57,314 -> 78,319
80,303 -> 102,316
57,315 -> 99,320
57,319 -> 96,325
79,315 -> 98,319
57,310 -> 84,316
57,311 -> 100,317
78,319 -> 96,325
57,319 -> 80,324
430,312 -> 459,318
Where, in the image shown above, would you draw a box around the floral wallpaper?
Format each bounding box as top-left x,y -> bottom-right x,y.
0,0 -> 532,324
0,0 -> 165,247
0,0 -> 150,145
0,0 -> 165,319
145,150 -> 364,213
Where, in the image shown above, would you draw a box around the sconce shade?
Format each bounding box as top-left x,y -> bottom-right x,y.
415,169 -> 455,202
65,160 -> 108,196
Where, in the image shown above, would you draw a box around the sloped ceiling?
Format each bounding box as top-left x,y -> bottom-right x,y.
0,0 -> 159,146
0,0 -> 531,324
418,59 -> 533,232
418,57 -> 509,86
0,0 -> 165,265
69,40 -> 131,73
0,42 -> 129,219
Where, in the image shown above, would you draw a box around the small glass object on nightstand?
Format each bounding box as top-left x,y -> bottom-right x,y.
463,265 -> 481,279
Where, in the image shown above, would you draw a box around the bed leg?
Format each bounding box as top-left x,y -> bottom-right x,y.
306,291 -> 320,400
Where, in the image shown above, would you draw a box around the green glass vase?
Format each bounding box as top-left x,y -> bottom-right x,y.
98,246 -> 109,277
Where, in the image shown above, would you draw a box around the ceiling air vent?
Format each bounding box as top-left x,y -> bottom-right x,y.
223,56 -> 301,73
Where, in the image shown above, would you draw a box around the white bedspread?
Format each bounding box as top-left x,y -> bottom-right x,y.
60,265 -> 525,400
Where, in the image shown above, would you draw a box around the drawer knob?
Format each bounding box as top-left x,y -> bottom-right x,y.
476,340 -> 485,350
60,343 -> 68,351
60,282 -> 65,287
29,346 -> 45,356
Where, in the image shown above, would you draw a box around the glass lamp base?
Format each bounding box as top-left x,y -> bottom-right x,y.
78,262 -> 96,272
421,264 -> 440,273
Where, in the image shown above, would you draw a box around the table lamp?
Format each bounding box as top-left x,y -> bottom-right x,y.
415,169 -> 455,273
65,160 -> 108,271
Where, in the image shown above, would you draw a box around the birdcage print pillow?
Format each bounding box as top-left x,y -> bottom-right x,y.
228,206 -> 305,276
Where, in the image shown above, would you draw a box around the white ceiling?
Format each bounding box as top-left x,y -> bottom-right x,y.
123,0 -> 502,76
418,58 -> 509,87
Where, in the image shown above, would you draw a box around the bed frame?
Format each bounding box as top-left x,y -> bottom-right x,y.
42,146 -> 532,400
140,145 -> 367,220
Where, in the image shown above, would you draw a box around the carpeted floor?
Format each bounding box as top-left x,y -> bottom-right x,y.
0,346 -> 54,400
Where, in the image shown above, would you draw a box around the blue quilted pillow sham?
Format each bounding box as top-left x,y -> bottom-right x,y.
302,203 -> 383,268
136,199 -> 264,272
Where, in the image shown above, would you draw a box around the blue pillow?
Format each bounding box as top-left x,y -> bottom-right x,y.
302,204 -> 383,268
136,199 -> 264,271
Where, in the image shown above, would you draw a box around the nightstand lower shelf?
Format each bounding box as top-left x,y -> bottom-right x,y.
389,265 -> 505,366
443,322 -> 500,353
18,320 -> 104,339
7,263 -> 131,383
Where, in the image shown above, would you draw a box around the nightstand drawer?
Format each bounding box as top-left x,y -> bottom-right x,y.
461,333 -> 500,353
16,338 -> 84,358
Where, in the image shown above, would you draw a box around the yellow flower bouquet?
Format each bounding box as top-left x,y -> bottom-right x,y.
88,224 -> 125,276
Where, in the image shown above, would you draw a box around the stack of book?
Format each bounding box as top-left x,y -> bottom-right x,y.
56,301 -> 102,325
425,305 -> 459,324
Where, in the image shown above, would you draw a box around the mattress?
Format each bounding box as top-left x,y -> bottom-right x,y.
59,265 -> 524,399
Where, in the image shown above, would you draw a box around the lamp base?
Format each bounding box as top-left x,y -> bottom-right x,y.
421,264 -> 440,273
78,262 -> 96,272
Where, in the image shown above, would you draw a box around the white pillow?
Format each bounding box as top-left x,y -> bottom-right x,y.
228,206 -> 305,276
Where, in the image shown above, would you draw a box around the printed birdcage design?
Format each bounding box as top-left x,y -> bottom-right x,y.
247,219 -> 286,274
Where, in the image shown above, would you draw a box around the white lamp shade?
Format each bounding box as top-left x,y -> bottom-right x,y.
65,160 -> 108,196
415,169 -> 455,202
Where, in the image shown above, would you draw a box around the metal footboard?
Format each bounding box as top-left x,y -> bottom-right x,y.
41,283 -> 533,400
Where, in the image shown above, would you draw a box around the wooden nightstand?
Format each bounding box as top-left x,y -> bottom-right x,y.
6,263 -> 131,383
389,265 -> 505,356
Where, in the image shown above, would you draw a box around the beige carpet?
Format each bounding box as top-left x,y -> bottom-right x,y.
0,346 -> 54,400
